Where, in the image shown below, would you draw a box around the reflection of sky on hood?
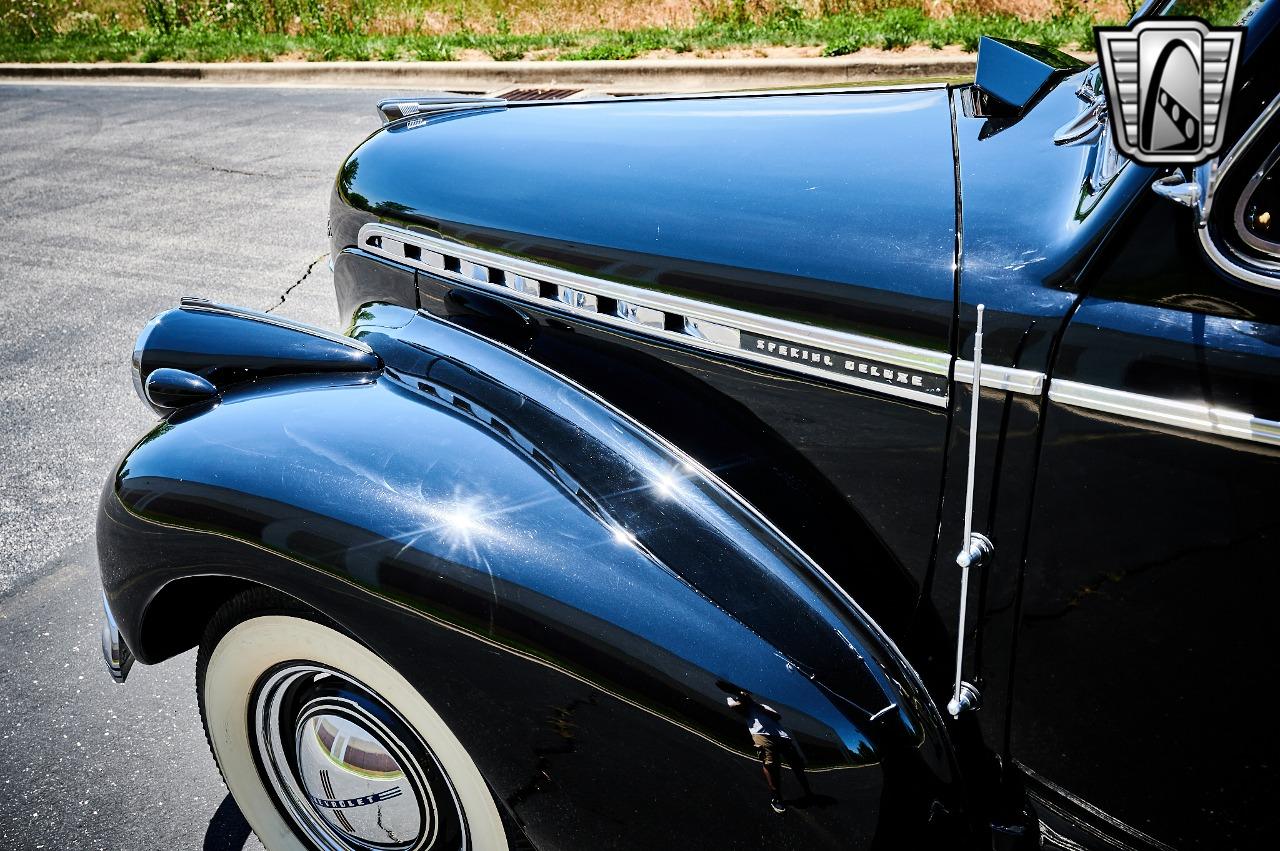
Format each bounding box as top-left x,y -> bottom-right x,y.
571,98 -> 941,119
352,90 -> 958,302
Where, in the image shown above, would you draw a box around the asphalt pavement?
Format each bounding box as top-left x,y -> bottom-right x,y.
0,82 -> 411,850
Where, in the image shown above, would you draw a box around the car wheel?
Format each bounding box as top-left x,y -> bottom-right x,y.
196,589 -> 509,851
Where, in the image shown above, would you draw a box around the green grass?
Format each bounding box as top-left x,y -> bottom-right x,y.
1,5 -> 1111,63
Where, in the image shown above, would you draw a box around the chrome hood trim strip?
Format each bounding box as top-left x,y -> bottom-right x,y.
357,223 -> 1050,406
360,223 -> 957,405
1049,379 -> 1280,447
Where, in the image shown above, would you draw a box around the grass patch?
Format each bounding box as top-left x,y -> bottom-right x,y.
1,1 -> 1129,62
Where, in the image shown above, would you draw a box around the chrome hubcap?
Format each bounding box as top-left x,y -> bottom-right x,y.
293,710 -> 426,847
252,664 -> 465,851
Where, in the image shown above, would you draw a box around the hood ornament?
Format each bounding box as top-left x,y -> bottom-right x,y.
1054,67 -> 1108,147
376,96 -> 507,126
1055,67 -> 1128,193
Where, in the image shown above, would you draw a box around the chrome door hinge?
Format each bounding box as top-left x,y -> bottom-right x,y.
949,304 -> 995,718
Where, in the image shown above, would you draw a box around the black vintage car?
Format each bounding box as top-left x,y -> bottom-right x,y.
97,2 -> 1280,850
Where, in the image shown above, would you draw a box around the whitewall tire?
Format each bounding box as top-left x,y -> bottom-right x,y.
198,596 -> 509,851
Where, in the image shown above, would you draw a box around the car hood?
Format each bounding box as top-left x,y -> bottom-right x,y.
332,87 -> 959,342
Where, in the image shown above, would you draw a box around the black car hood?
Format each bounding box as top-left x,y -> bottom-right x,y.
332,87 -> 959,343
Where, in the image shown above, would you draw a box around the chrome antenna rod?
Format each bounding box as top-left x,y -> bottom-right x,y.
949,304 -> 993,718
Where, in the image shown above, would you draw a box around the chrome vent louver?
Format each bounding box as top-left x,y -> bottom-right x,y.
363,224 -> 753,369
494,88 -> 584,101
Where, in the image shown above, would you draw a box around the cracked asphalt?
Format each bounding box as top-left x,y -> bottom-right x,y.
0,82 -> 412,850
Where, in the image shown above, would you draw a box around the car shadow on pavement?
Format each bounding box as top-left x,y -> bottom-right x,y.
204,794 -> 253,851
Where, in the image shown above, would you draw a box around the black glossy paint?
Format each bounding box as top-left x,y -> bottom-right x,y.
937,59 -> 1154,811
132,298 -> 381,405
329,86 -> 962,647
100,3 -> 1280,848
972,37 -> 1086,112
100,302 -> 969,849
988,9 -> 1280,849
143,368 -> 218,414
327,47 -> 1275,848
1013,163 -> 1280,851
331,88 -> 959,347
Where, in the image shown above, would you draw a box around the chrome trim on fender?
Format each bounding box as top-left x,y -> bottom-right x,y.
101,593 -> 134,684
954,360 -> 1046,395
1048,379 -> 1280,447
358,223 -> 1051,405
360,223 -> 959,406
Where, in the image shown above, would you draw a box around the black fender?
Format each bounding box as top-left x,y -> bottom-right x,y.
98,301 -> 970,849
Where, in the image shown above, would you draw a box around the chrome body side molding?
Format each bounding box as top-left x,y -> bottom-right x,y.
1048,379 -> 1280,448
953,359 -> 1046,395
361,226 -> 1280,448
359,223 -> 959,406
358,224 -> 1061,405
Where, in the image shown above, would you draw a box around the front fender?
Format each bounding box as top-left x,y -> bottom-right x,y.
98,303 -> 968,848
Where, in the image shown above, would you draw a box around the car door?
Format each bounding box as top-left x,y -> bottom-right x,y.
1015,79 -> 1280,851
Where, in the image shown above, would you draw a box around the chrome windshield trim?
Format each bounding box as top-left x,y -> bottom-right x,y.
1233,142 -> 1280,257
1199,220 -> 1280,287
1205,92 -> 1280,217
1197,91 -> 1280,291
1048,379 -> 1280,447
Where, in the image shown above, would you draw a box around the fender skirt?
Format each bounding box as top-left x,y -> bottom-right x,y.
98,301 -> 969,847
